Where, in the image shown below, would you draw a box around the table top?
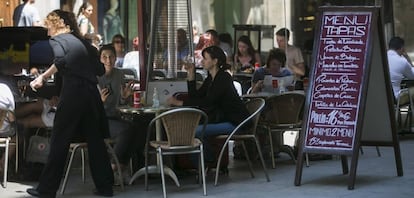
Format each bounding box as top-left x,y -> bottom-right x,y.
118,105 -> 175,114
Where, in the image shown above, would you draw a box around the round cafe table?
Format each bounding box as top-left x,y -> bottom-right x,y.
118,106 -> 181,187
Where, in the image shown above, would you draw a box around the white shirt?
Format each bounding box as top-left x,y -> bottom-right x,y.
387,50 -> 414,98
13,3 -> 40,26
0,83 -> 15,133
122,51 -> 140,80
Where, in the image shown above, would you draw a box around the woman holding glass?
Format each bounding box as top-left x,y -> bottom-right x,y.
27,10 -> 113,197
167,46 -> 250,163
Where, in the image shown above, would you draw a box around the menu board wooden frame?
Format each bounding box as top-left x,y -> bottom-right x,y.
294,6 -> 403,190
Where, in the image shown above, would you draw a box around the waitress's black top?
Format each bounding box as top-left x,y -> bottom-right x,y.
49,33 -> 109,138
183,69 -> 250,126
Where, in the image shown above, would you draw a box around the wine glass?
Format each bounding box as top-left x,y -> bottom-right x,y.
182,55 -> 195,70
17,80 -> 27,99
183,55 -> 195,64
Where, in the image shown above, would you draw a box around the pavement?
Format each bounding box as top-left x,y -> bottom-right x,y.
1,135 -> 414,198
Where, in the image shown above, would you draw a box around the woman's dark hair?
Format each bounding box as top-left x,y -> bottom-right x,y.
266,48 -> 286,68
77,2 -> 92,17
202,46 -> 231,70
99,44 -> 116,56
236,35 -> 257,63
112,34 -> 125,44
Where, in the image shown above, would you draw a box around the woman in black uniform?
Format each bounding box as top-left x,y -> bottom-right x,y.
27,10 -> 114,197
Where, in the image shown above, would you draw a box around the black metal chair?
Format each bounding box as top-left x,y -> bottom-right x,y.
258,92 -> 306,169
214,98 -> 270,186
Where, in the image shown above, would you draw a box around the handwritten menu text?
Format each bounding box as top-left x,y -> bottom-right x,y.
305,12 -> 372,150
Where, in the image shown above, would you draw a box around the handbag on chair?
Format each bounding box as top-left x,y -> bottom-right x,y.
26,130 -> 50,164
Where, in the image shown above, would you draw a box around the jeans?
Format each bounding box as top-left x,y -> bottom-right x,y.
195,122 -> 236,162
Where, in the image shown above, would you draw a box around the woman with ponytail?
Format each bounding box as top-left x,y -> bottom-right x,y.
167,45 -> 250,162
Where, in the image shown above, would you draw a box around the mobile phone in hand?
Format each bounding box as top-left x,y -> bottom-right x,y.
105,84 -> 112,95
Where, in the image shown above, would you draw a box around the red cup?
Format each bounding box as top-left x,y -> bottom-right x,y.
133,91 -> 141,108
303,77 -> 309,91
272,79 -> 278,88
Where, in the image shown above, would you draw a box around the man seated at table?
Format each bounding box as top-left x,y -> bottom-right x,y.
387,36 -> 414,104
161,28 -> 190,71
250,48 -> 292,93
98,44 -> 147,184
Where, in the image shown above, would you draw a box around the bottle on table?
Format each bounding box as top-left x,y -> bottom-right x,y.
152,87 -> 160,108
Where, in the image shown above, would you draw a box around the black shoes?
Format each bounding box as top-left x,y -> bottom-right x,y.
93,189 -> 114,197
26,188 -> 56,198
27,188 -> 40,197
28,187 -> 112,197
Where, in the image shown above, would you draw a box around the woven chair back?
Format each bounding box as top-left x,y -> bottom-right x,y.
263,93 -> 305,125
244,98 -> 266,135
0,109 -> 6,129
161,110 -> 203,147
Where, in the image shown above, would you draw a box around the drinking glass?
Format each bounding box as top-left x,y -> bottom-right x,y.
17,80 -> 27,99
183,55 -> 195,64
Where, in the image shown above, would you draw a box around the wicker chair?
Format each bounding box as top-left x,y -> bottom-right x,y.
0,108 -> 18,188
258,92 -> 306,169
214,98 -> 270,186
144,107 -> 208,198
60,139 -> 124,194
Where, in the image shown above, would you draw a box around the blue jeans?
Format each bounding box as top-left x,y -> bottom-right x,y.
195,122 -> 236,162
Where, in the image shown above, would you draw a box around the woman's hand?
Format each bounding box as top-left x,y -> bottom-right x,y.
166,96 -> 183,107
100,88 -> 110,102
30,75 -> 45,91
121,81 -> 134,99
251,80 -> 264,93
184,62 -> 195,81
30,64 -> 57,91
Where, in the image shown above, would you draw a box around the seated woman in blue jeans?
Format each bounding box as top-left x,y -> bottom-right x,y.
167,46 -> 250,163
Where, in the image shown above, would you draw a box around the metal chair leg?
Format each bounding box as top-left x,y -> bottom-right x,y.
254,137 -> 270,182
305,153 -> 310,167
60,144 -> 80,195
81,148 -> 85,183
268,129 -> 276,169
1,138 -> 10,188
241,141 -> 255,178
158,148 -> 167,198
200,145 -> 207,196
376,146 -> 381,157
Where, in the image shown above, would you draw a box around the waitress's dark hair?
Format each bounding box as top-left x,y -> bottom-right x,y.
202,46 -> 231,71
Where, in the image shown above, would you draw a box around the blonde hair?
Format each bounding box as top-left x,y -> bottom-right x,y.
44,11 -> 71,36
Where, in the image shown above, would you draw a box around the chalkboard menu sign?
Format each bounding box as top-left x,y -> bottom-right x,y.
295,6 -> 403,190
304,12 -> 372,151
